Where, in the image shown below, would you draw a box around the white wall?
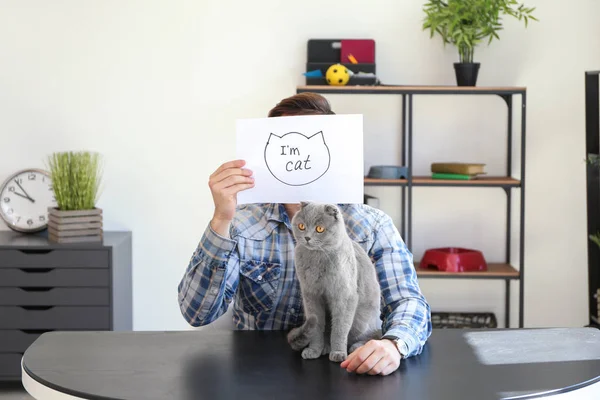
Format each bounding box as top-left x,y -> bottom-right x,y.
0,0 -> 597,330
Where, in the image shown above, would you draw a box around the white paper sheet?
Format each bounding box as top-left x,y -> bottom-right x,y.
236,114 -> 364,204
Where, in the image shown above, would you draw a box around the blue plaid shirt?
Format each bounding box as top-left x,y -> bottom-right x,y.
178,203 -> 431,357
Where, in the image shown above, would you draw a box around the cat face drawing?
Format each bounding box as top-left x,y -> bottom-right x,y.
264,131 -> 331,186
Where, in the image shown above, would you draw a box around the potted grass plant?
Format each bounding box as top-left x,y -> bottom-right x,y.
46,151 -> 104,243
422,0 -> 538,86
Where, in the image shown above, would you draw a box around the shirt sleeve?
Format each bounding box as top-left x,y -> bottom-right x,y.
371,212 -> 432,357
177,223 -> 240,327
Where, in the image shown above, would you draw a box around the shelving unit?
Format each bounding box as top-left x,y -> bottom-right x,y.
296,84 -> 527,328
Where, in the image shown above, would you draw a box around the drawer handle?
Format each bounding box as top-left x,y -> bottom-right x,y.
19,287 -> 53,292
18,249 -> 53,255
20,268 -> 53,273
21,329 -> 55,334
20,306 -> 54,311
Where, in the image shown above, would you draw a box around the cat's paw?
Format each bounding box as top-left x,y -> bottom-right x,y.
301,347 -> 322,360
329,351 -> 347,363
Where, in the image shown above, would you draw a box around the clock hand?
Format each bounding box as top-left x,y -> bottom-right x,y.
12,192 -> 35,203
14,179 -> 35,203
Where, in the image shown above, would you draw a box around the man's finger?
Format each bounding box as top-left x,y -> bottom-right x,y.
344,345 -> 376,372
355,351 -> 385,374
340,348 -> 361,371
212,167 -> 253,185
339,354 -> 353,369
367,357 -> 390,375
211,160 -> 245,178
223,183 -> 255,196
340,346 -> 360,369
379,361 -> 399,376
213,175 -> 254,191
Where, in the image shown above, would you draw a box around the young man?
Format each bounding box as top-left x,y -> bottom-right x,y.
178,93 -> 432,376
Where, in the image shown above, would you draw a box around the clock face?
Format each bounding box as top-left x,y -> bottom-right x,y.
0,169 -> 57,233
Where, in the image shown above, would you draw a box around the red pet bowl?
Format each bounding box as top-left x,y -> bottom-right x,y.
420,247 -> 487,272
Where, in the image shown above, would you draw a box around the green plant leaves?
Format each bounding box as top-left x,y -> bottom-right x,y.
590,233 -> 600,249
422,0 -> 538,61
47,151 -> 103,211
587,154 -> 600,168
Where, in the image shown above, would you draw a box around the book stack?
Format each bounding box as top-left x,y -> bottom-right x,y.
431,163 -> 486,180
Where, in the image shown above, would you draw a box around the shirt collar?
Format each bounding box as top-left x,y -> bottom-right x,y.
265,203 -> 293,230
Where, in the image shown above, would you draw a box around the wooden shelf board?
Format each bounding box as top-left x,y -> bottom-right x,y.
414,176 -> 521,186
297,85 -> 526,95
364,176 -> 521,187
415,263 -> 520,279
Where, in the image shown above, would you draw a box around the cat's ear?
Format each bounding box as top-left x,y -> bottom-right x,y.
266,133 -> 281,144
324,204 -> 339,219
308,131 -> 325,144
300,201 -> 310,208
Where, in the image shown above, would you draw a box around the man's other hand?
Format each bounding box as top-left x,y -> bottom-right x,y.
339,339 -> 401,376
208,159 -> 254,236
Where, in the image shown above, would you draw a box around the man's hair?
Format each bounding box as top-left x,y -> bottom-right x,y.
268,92 -> 335,117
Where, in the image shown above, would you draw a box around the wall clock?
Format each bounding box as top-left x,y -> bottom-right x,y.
0,168 -> 57,233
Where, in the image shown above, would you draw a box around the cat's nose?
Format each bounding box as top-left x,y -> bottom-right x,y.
304,237 -> 311,242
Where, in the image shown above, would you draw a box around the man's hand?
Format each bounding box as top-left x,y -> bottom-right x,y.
208,159 -> 254,237
339,339 -> 401,376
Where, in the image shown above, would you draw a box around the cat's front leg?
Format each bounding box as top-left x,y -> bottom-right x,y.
328,295 -> 358,362
300,295 -> 326,360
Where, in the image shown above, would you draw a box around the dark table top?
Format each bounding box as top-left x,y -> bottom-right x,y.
22,327 -> 600,400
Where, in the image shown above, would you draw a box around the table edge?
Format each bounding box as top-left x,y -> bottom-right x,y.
22,357 -> 119,400
20,331 -> 600,400
507,375 -> 600,399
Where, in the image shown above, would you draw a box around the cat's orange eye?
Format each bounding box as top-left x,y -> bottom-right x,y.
315,226 -> 325,233
298,223 -> 306,231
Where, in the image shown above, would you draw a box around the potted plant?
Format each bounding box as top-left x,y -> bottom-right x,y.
46,151 -> 104,243
422,0 -> 537,86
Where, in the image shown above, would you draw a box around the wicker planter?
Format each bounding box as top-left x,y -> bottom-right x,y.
47,207 -> 103,243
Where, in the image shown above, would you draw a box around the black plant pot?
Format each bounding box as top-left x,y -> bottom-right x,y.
454,62 -> 480,86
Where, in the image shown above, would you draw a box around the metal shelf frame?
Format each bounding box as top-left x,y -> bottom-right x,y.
585,71 -> 600,328
296,85 -> 527,328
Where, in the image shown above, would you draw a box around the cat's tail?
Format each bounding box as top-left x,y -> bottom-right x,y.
287,314 -> 318,351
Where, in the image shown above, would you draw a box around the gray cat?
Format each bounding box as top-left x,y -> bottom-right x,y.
287,202 -> 381,362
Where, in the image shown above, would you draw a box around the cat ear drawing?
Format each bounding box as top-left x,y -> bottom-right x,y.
266,133 -> 281,144
308,131 -> 325,144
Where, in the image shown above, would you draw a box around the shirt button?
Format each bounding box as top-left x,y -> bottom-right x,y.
289,308 -> 295,314
211,288 -> 218,295
257,275 -> 263,281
